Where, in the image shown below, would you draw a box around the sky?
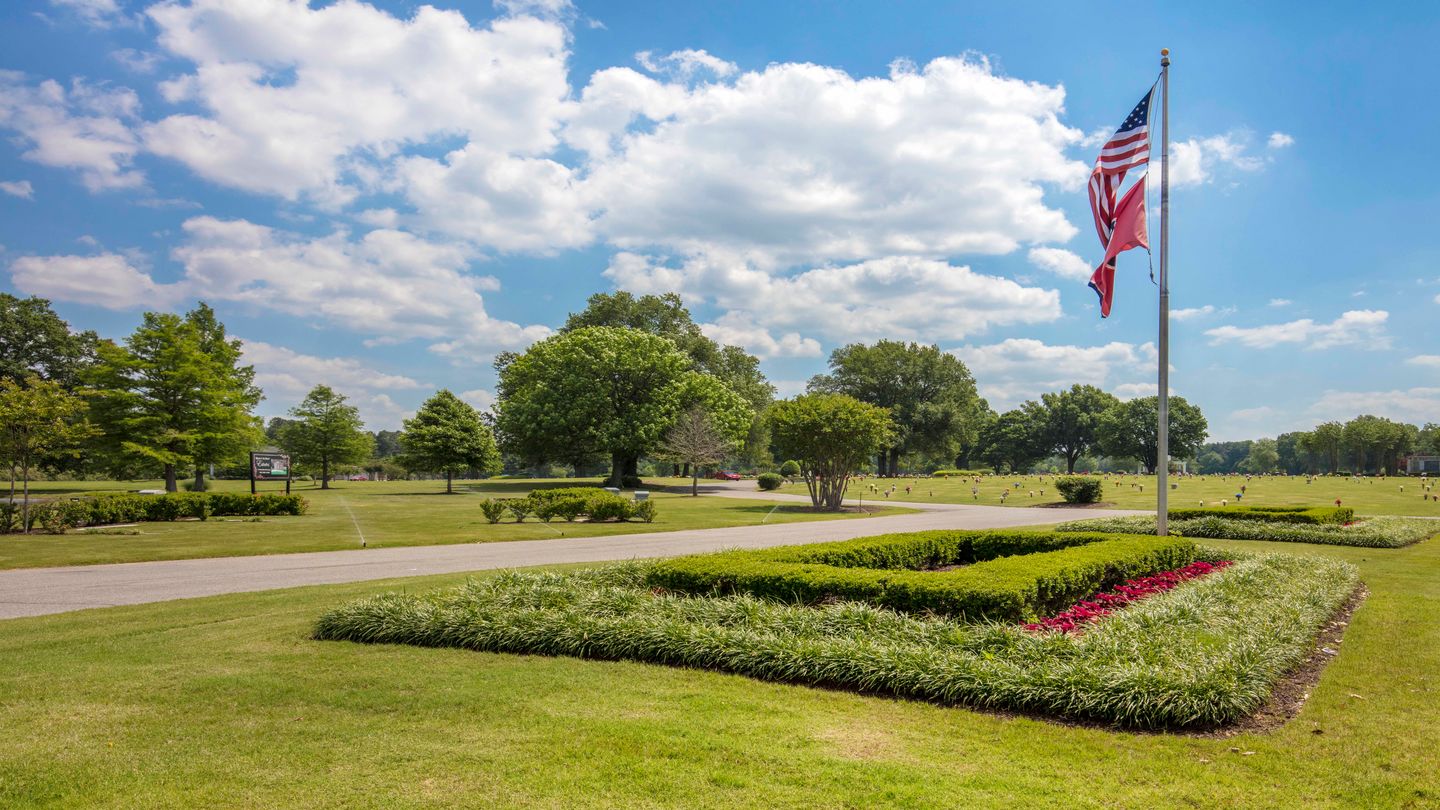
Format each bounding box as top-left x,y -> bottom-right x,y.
1,0 -> 1437,441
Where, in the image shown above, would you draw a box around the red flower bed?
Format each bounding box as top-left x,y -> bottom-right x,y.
1023,560 -> 1233,634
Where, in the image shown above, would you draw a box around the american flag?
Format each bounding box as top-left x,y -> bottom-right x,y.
1087,88 -> 1153,255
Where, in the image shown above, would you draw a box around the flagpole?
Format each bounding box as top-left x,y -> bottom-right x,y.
1156,48 -> 1171,536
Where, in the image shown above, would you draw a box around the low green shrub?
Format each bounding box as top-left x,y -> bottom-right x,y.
931,469 -> 987,478
507,498 -> 534,523
315,552 -> 1358,729
756,473 -> 783,491
648,530 -> 1196,622
631,499 -> 657,523
778,460 -> 801,477
2,492 -> 308,533
586,494 -> 633,522
1166,505 -> 1353,525
1054,476 -> 1103,504
528,487 -> 610,505
1055,515 -> 1434,548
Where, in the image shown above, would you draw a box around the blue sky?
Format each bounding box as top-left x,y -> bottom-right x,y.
1,0 -> 1436,439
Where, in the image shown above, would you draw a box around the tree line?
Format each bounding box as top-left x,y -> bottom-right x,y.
1198,417 -> 1439,476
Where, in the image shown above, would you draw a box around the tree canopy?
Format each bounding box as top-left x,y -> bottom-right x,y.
1096,395 -> 1208,473
398,390 -> 501,493
768,393 -> 893,510
0,294 -> 96,389
0,376 -> 93,531
279,385 -> 374,488
1037,384 -> 1121,473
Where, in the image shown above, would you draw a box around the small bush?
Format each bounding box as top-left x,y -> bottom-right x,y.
587,494 -> 633,522
480,499 -> 507,524
779,460 -> 801,478
534,501 -> 560,522
631,499 -> 657,523
1166,505 -> 1353,525
180,478 -> 210,492
507,498 -> 534,523
756,472 -> 784,491
1055,476 -> 1103,504
932,469 -> 987,478
1056,514 -> 1436,549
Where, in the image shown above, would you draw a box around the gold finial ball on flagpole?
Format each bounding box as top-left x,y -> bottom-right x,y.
1161,48 -> 1170,56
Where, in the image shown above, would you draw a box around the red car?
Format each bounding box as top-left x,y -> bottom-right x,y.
710,470 -> 742,481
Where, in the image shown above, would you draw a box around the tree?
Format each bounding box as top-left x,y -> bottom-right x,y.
494,327 -> 751,488
1307,422 -> 1344,473
1096,396 -> 1208,473
1420,423 -> 1440,455
86,305 -> 262,492
0,377 -> 93,533
398,390 -> 500,493
768,393 -> 893,510
657,407 -> 735,496
1196,450 -> 1226,473
0,294 -> 97,389
808,341 -> 983,476
1037,384 -> 1121,473
1238,438 -> 1280,473
279,386 -> 374,489
976,403 -> 1048,473
1276,432 -> 1305,474
372,430 -> 404,458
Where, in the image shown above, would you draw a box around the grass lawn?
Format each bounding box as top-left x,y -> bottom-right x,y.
0,478 -> 911,570
0,536 -> 1436,807
866,472 -> 1440,516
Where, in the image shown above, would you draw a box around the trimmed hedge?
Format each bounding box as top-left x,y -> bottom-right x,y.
1057,514 -> 1437,549
1055,476 -> 1103,504
756,473 -> 784,491
648,529 -> 1197,622
1166,505 -> 1353,525
3,492 -> 308,534
481,489 -> 654,524
931,469 -> 987,478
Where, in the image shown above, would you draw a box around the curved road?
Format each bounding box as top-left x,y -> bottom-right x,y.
0,487 -> 1141,620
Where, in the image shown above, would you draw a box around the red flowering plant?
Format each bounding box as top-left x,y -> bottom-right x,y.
1023,560 -> 1233,634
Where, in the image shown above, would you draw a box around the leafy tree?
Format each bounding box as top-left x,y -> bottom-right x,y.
657,407 -> 735,496
768,393 -> 893,510
372,430 -> 404,458
279,385 -> 374,489
0,377 -> 94,532
1196,450 -> 1226,473
86,305 -> 262,492
1304,422 -> 1344,473
1096,396 -> 1208,473
808,341 -> 983,476
1238,438 -> 1280,473
495,327 -> 751,488
1275,432 -> 1305,474
1037,384 -> 1121,473
976,403 -> 1048,473
398,390 -> 501,493
1420,423 -> 1440,455
0,294 -> 97,389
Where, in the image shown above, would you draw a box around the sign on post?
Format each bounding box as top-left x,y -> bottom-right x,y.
250,451 -> 292,494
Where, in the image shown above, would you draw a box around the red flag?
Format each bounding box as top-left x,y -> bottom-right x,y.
1088,176 -> 1148,318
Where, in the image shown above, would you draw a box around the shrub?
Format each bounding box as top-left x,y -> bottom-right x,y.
554,498 -> 587,522
528,487 -> 610,505
533,501 -> 560,523
1056,515 -> 1435,549
778,460 -> 801,478
1166,505 -> 1353,525
756,472 -> 784,491
507,498 -> 534,523
586,494 -> 633,522
932,469 -> 987,477
180,478 -> 210,492
315,552 -> 1358,729
631,499 -> 657,523
480,499 -> 507,524
1054,476 -> 1104,504
648,529 -> 1197,622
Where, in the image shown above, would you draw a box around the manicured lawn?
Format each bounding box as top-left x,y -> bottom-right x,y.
0,478 -> 910,570
869,473 -> 1440,516
0,535 -> 1437,806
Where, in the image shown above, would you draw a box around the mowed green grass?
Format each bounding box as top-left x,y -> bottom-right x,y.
866,473 -> 1440,516
0,535 -> 1436,807
0,478 -> 910,570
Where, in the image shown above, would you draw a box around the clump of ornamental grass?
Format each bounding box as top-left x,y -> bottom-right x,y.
314,552 -> 1356,729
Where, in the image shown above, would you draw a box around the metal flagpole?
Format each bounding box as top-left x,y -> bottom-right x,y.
1156,48 -> 1171,536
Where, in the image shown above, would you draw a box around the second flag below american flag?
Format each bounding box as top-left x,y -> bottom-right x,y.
1087,87 -> 1154,318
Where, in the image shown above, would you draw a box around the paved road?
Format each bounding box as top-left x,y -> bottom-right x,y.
0,500 -> 1142,620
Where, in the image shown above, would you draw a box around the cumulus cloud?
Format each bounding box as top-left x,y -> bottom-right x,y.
47,0 -> 130,28
241,339 -> 427,428
0,72 -> 144,191
1172,305 -> 1215,321
607,252 -> 1061,348
699,316 -> 823,360
1407,355 -> 1440,368
1204,310 -> 1390,351
948,338 -> 1156,409
0,180 -> 34,199
458,388 -> 497,413
1027,246 -> 1091,281
1267,132 -> 1295,149
1268,298 -> 1292,307
1307,387 -> 1440,426
635,49 -> 737,81
1170,132 -> 1268,188
9,253 -> 184,309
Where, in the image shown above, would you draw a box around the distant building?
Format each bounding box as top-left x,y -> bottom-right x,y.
1406,454 -> 1440,474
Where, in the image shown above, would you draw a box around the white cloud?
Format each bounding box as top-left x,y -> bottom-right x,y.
1268,298 -> 1292,307
241,339 -> 428,428
1435,293 -> 1440,305
111,49 -> 163,74
607,252 -> 1061,348
1229,405 -> 1277,422
0,180 -> 34,199
143,0 -> 573,217
1027,246 -> 1091,281
0,72 -> 144,191
47,0 -> 129,28
699,316 -> 822,360
949,338 -> 1155,409
1267,132 -> 1295,149
1170,133 -> 1268,188
458,388 -> 496,413
1307,387 -> 1440,426
1172,305 -> 1217,321
636,49 -> 737,81
1204,310 -> 1390,350
1407,355 -> 1440,369
570,56 -> 1086,265
8,253 -> 185,309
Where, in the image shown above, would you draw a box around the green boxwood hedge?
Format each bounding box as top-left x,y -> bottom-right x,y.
647,529 -> 1197,622
3,492 -> 308,534
1166,505 -> 1353,525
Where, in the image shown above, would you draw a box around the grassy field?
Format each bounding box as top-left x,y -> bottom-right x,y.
0,478 -> 910,570
0,533 -> 1436,807
858,472 -> 1440,516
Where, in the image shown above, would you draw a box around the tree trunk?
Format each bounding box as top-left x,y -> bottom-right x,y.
681,462 -> 690,478
609,452 -> 626,489
672,463 -> 680,477
164,464 -> 177,493
876,449 -> 888,478
193,468 -> 205,492
446,469 -> 453,494
1066,451 -> 1078,474
888,447 -> 900,478
691,469 -> 699,496
321,456 -> 330,490
20,455 -> 30,535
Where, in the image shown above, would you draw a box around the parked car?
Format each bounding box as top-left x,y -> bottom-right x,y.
710,470 -> 742,481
